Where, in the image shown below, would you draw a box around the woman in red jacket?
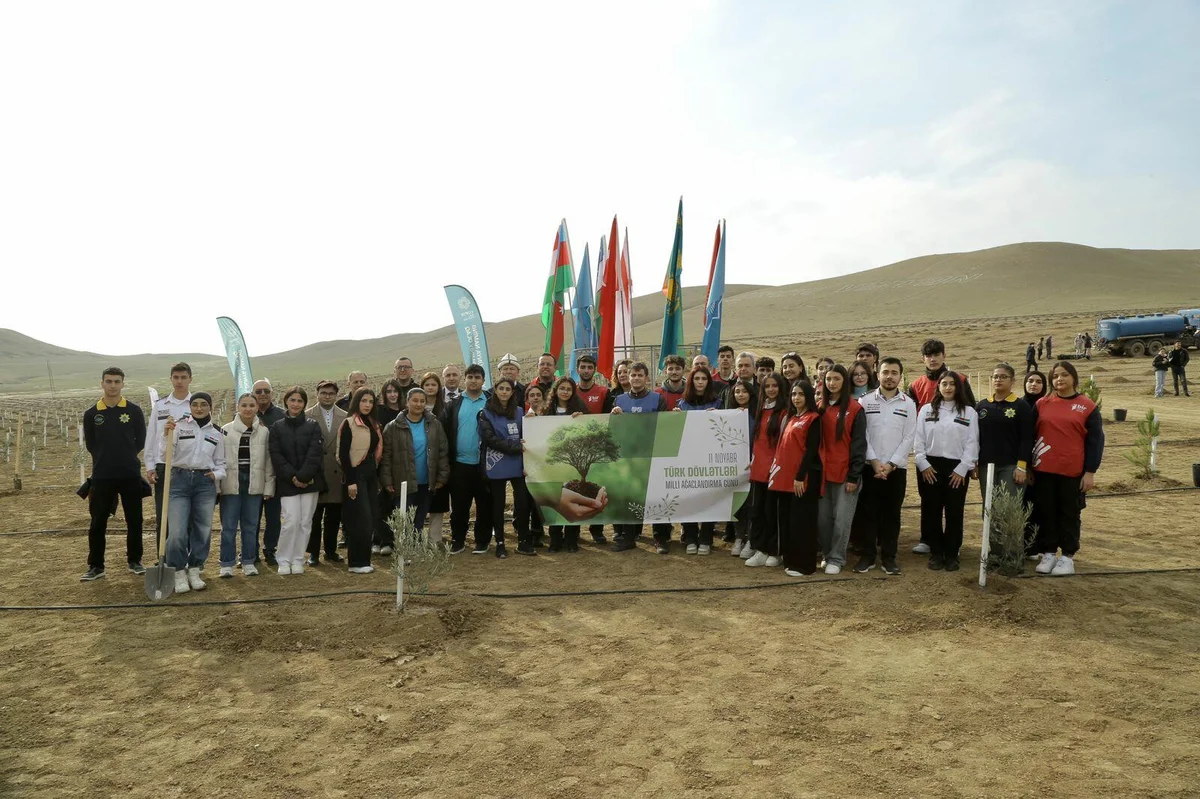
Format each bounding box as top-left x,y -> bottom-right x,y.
817,364 -> 867,574
768,380 -> 822,576
1032,361 -> 1104,577
744,372 -> 788,566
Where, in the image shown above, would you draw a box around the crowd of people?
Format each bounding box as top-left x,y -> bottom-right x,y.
78,338 -> 1106,591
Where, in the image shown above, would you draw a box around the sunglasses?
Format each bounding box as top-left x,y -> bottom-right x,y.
253,388 -> 271,395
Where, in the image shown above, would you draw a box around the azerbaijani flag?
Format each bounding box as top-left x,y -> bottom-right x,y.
658,198 -> 684,370
700,220 -> 726,364
542,219 -> 576,376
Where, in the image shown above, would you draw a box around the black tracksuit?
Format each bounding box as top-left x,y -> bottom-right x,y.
83,398 -> 146,569
1168,348 -> 1190,396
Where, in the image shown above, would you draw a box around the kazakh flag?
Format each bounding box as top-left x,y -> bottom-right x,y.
659,197 -> 684,370
542,219 -> 576,376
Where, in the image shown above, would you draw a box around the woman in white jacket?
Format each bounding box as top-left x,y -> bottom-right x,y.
218,393 -> 276,578
914,372 -> 979,572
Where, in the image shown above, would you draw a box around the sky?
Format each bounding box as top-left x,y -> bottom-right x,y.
1,0 -> 1197,356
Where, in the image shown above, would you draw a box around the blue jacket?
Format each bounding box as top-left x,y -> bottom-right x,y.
478,407 -> 524,480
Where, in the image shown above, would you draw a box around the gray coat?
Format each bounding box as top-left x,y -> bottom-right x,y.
306,403 -> 348,503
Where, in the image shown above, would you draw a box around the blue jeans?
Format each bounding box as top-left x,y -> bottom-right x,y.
166,469 -> 218,569
219,475 -> 263,567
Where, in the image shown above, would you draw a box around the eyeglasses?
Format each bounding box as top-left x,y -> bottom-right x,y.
254,389 -> 271,395
396,365 -> 412,370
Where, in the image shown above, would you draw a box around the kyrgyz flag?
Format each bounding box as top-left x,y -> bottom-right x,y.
542,219 -> 576,376
659,197 -> 684,370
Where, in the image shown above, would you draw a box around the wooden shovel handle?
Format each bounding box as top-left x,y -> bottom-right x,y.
158,425 -> 175,556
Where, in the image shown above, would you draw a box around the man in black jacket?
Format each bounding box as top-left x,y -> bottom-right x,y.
1168,342 -> 1191,397
81,367 -> 147,581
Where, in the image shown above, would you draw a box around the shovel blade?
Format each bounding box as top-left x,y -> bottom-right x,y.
144,564 -> 176,601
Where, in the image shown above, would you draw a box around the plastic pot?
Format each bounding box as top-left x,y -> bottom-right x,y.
1113,408 -> 1128,422
1193,463 -> 1200,488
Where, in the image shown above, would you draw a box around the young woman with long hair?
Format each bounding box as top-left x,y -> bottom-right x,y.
814,357 -> 835,402
849,360 -> 878,400
376,379 -> 405,427
780,352 -> 809,387
913,372 -> 979,572
477,378 -> 531,558
816,364 -> 867,574
744,372 -> 788,566
268,386 -> 324,577
674,365 -> 722,552
724,378 -> 759,552
420,372 -> 447,420
218,392 -> 275,578
768,380 -> 822,576
338,387 -> 384,574
523,383 -> 547,417
1031,361 -> 1104,577
545,376 -> 588,552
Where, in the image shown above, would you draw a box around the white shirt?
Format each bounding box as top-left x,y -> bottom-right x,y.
145,392 -> 192,470
322,406 -> 334,431
168,416 -> 227,480
860,389 -> 917,469
444,387 -> 461,403
914,401 -> 980,478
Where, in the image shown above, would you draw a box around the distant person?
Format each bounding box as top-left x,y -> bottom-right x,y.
816,365 -> 867,575
339,387 -> 384,574
744,371 -> 787,568
252,379 -> 286,563
1037,337 -> 1044,361
975,364 -> 1033,503
163,392 -> 226,593
724,377 -> 758,553
769,380 -> 822,577
442,364 -> 462,403
336,371 -> 368,411
443,364 -> 492,554
780,352 -> 809,387
609,362 -> 671,553
1153,347 -> 1170,398
1168,341 -> 1191,397
218,392 -> 274,579
1044,335 -> 1054,359
714,345 -> 737,384
848,360 -> 877,400
853,357 -> 916,576
1083,332 -> 1093,360
914,372 -> 979,573
376,380 -> 404,427
306,380 -> 346,565
144,362 -> 192,540
1025,342 -> 1038,373
81,367 -> 147,582
855,342 -> 880,374
478,378 -> 531,559
544,377 -> 588,553
393,357 -> 417,392
656,354 -> 688,410
1032,361 -> 1105,577
1073,333 -> 1084,358
380,387 -> 450,535
677,364 -> 723,555
268,386 -> 324,576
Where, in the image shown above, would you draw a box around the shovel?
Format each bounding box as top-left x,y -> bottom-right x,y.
144,425 -> 176,600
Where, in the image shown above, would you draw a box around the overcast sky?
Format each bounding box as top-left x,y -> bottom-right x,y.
2,1 -> 1197,356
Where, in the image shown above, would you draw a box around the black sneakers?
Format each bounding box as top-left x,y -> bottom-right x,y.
610,539 -> 636,552
80,567 -> 105,582
944,556 -> 961,572
449,542 -> 466,555
928,553 -> 946,571
852,556 -> 875,573
472,543 -> 490,554
654,541 -> 670,555
881,558 -> 901,575
127,561 -> 146,575
516,543 -> 537,556
495,543 -> 508,559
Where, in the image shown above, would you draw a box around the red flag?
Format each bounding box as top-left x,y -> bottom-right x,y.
704,221 -> 722,324
596,215 -> 620,378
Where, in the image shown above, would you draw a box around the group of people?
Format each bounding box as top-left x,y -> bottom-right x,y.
1152,342 -> 1191,398
78,338 -> 1105,590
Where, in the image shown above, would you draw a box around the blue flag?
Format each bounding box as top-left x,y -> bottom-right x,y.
215,316 -> 254,399
570,243 -> 596,380
444,285 -> 493,389
659,198 -> 684,370
700,220 -> 726,364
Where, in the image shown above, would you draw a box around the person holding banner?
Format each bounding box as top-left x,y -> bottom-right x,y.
817,365 -> 867,574
338,388 -> 384,574
478,379 -> 532,559
744,372 -> 787,567
768,380 -> 822,576
520,383 -> 549,546
656,354 -> 688,410
677,364 -> 723,554
610,362 -> 671,553
574,355 -> 611,545
545,377 -> 588,552
725,378 -> 759,553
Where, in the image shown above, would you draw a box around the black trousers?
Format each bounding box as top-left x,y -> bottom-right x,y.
1032,471 -> 1084,557
449,461 -> 492,548
747,481 -> 772,552
613,523 -> 672,542
373,487 -> 393,547
781,489 -> 820,574
680,522 -> 715,546
917,456 -> 968,557
88,477 -> 144,568
309,502 -> 342,557
857,468 -> 908,561
1173,369 -> 1190,395
343,470 -> 379,568
1026,359 -> 1038,373
490,476 -> 530,545
757,491 -> 792,557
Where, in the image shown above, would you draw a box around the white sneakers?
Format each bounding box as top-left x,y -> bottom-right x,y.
348,565 -> 375,574
371,544 -> 382,554
174,570 -> 190,594
784,568 -> 805,577
824,563 -> 842,575
187,567 -> 206,591
697,545 -> 711,556
291,561 -> 305,575
218,566 -> 234,579
278,561 -> 292,576
686,543 -> 699,555
1035,553 -> 1058,574
745,551 -> 768,567
740,546 -> 757,561
912,543 -> 931,555
379,546 -> 393,556
1050,555 -> 1075,576
731,539 -> 745,556
243,563 -> 259,576
765,556 -> 781,567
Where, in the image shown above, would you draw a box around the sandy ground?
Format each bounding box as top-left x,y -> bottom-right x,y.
2,312 -> 1199,798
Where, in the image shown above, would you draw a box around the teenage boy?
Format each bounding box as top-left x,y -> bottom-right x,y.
253,379 -> 286,564
1168,341 -> 1191,397
575,354 -> 610,543
755,356 -> 776,385
855,343 -> 879,374
443,364 -> 492,553
853,357 -> 916,575
336,371 -> 368,411
306,380 -> 347,564
145,362 -> 192,537
655,354 -> 688,410
81,367 -> 147,581
610,362 -> 671,553
714,345 -> 737,384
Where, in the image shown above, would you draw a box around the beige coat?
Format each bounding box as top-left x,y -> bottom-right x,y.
306,403 -> 348,503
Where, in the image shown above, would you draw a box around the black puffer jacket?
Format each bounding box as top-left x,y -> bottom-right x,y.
269,414 -> 324,497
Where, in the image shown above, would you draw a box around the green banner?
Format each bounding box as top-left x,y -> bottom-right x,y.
524,410 -> 751,525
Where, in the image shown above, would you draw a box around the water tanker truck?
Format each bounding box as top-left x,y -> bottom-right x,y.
1096,310 -> 1199,356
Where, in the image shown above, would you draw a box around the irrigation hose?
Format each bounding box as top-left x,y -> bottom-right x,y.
1,568 -> 1197,612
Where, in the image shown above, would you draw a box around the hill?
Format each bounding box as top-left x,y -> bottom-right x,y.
2,242 -> 1197,393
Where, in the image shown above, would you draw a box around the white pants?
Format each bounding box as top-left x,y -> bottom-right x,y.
279,493 -> 318,568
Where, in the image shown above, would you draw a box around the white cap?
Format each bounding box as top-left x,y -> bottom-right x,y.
497,353 -> 519,366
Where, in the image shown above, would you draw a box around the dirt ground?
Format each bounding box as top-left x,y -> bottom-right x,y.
2,312 -> 1199,798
